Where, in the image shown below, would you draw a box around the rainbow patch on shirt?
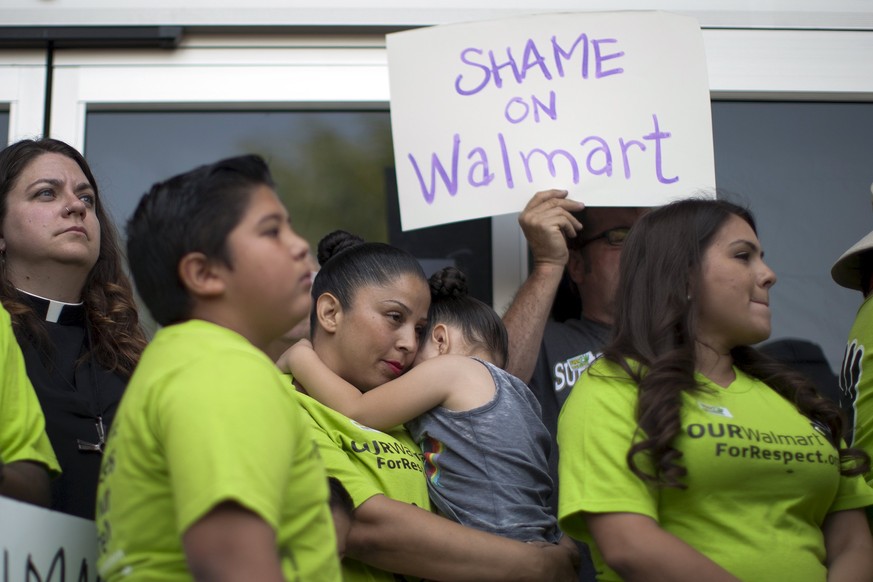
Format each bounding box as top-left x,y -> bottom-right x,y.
421,436 -> 444,487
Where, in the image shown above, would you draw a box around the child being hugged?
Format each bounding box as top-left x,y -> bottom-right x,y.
282,266 -> 559,543
96,155 -> 341,582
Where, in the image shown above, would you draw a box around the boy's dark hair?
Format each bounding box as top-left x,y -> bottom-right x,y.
424,266 -> 509,368
127,154 -> 275,326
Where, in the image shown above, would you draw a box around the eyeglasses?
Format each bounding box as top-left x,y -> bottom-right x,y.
580,227 -> 631,248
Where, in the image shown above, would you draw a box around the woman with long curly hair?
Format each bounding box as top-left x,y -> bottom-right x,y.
558,198 -> 873,581
0,138 -> 147,518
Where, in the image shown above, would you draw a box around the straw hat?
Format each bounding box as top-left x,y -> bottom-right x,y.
832,230 -> 873,291
832,188 -> 873,291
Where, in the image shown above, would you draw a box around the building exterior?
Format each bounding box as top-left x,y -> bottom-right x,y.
2,0 -> 872,366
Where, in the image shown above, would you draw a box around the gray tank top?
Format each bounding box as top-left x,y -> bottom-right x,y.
406,357 -> 560,542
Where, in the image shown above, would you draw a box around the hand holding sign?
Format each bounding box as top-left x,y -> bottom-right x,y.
518,189 -> 584,269
387,11 -> 715,231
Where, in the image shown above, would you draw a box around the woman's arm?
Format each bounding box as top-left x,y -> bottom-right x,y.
281,341 -> 470,429
586,512 -> 740,582
0,460 -> 51,507
823,508 -> 873,582
346,494 -> 577,582
182,502 -> 284,582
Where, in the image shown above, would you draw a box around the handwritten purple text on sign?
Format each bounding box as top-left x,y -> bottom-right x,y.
387,12 -> 715,230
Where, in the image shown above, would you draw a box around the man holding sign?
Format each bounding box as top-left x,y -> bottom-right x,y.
503,189 -> 644,581
504,190 -> 644,482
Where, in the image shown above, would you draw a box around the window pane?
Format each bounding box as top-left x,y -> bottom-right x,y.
0,110 -> 8,148
85,110 -> 493,308
85,110 -> 393,247
711,101 -> 873,371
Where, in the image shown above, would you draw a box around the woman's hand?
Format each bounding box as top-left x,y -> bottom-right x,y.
528,537 -> 580,582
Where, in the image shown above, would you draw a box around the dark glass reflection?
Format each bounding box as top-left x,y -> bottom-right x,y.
85,110 -> 494,308
0,111 -> 9,148
85,110 -> 394,247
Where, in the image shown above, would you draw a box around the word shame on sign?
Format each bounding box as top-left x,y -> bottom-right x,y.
388,11 -> 715,231
453,33 -> 626,96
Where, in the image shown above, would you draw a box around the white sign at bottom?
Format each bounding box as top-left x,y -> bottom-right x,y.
0,496 -> 97,582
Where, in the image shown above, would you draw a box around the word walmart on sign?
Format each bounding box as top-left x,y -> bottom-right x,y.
409,115 -> 676,204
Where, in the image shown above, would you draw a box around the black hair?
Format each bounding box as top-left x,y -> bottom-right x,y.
126,154 -> 275,326
310,230 -> 426,336
423,266 -> 509,368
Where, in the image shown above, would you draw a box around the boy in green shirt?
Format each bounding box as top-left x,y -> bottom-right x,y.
96,155 -> 341,581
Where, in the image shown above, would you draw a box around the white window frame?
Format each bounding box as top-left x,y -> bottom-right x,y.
0,51 -> 47,142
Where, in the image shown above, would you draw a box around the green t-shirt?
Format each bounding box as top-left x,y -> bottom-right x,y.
0,303 -> 59,474
558,358 -> 873,581
841,293 -> 873,486
96,320 -> 340,581
293,391 -> 431,582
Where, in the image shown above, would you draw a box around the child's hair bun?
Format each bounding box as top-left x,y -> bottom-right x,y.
317,230 -> 365,267
429,266 -> 468,299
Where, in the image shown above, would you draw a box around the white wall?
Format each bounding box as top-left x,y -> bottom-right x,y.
2,0 -> 873,29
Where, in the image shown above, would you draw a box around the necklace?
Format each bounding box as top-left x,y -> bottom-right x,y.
77,416 -> 106,453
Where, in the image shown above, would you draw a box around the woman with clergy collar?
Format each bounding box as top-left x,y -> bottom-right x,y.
0,138 -> 147,519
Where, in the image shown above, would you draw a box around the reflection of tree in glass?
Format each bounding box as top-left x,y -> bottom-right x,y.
242,114 -> 394,248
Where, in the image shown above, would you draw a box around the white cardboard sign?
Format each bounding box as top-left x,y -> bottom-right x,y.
387,11 -> 716,231
0,496 -> 98,582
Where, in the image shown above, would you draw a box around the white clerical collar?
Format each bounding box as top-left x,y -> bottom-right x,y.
16,289 -> 84,323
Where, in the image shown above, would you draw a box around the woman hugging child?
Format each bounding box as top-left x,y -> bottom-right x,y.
282,262 -> 558,543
